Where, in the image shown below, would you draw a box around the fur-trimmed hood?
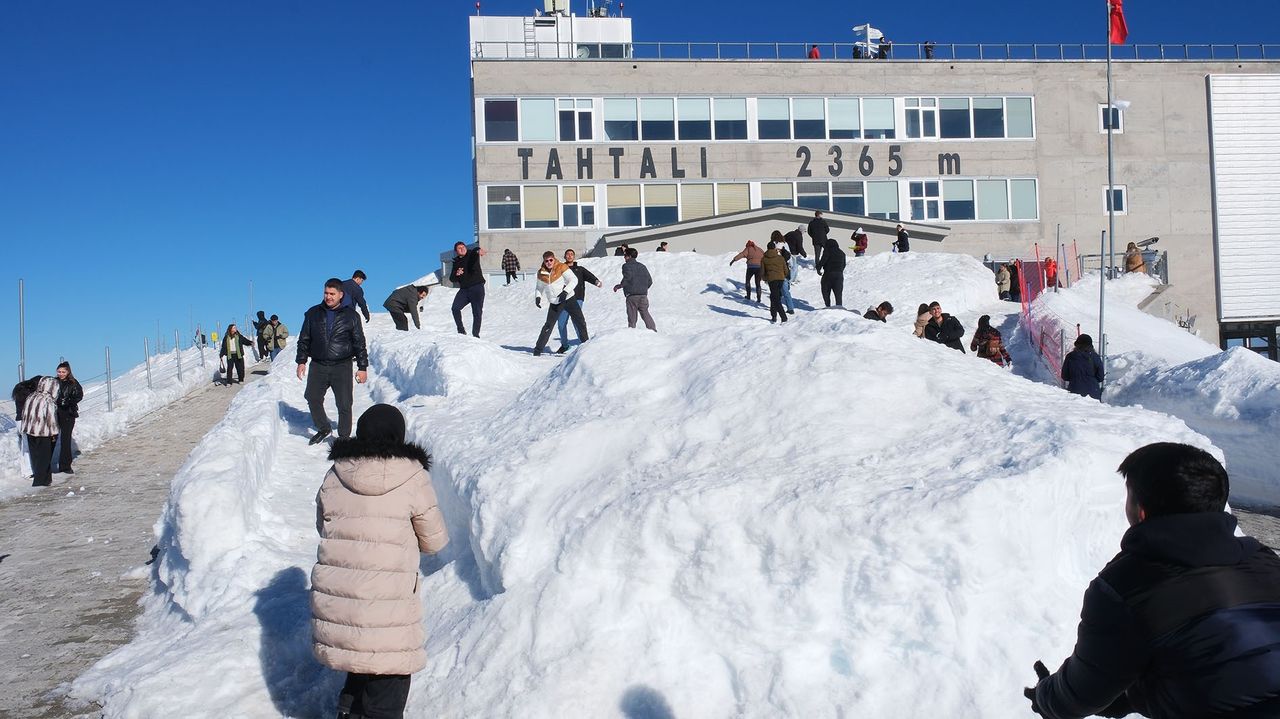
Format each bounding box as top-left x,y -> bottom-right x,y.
327,438 -> 432,497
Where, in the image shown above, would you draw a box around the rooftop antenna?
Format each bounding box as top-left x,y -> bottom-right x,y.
475,1 -> 480,15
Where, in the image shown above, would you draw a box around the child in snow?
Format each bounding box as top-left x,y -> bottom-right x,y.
311,404 -> 449,719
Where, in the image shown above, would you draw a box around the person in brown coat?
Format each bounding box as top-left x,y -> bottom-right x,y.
730,240 -> 766,303
1124,242 -> 1147,274
914,303 -> 931,338
312,404 -> 449,719
760,241 -> 791,323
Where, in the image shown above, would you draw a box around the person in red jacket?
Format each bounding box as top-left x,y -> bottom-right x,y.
808,44 -> 821,59
1044,257 -> 1059,289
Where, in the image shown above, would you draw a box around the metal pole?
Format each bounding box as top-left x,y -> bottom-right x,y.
1106,0 -> 1118,279
144,337 -> 153,390
174,330 -> 183,382
156,319 -> 162,355
105,347 -> 114,412
17,278 -> 26,381
1054,224 -> 1062,292
1099,230 -> 1108,377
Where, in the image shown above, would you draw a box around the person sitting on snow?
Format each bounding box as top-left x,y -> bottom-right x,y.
923,301 -> 965,352
1024,442 -> 1280,718
863,301 -> 894,323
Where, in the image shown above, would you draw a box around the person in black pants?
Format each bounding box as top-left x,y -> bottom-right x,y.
450,241 -> 487,337
54,361 -> 82,474
382,285 -> 429,331
807,210 -> 830,266
219,324 -> 249,385
816,237 -> 846,307
297,278 -> 369,445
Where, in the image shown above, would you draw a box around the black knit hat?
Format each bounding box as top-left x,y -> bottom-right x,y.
355,404 -> 406,445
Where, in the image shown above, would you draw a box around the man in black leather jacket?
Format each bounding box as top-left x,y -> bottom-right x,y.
297,278 -> 369,445
1025,443 -> 1280,718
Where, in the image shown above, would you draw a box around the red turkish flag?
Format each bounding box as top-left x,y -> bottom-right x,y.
1109,0 -> 1129,44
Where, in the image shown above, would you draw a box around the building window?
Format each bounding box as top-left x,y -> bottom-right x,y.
761,182 -> 794,208
713,98 -> 748,140
562,185 -> 595,227
1010,179 -> 1038,219
678,98 -> 712,140
1105,185 -> 1127,215
940,98 -> 972,139
829,98 -> 860,139
641,98 -> 675,141
520,98 -> 556,142
483,100 -> 518,142
976,179 -> 1010,220
607,184 -> 642,226
862,98 -> 895,139
832,181 -> 865,214
717,183 -> 750,213
604,98 -> 638,141
796,181 -> 830,211
486,186 -> 521,228
943,179 -> 975,220
866,181 -> 899,220
559,99 -> 593,141
973,98 -> 1005,139
905,98 -> 937,139
793,98 -> 826,140
1007,97 -> 1034,138
1220,321 -> 1279,361
643,184 -> 679,226
1099,104 -> 1124,133
523,186 -> 559,228
758,98 -> 791,140
909,181 -> 940,220
680,184 -> 715,219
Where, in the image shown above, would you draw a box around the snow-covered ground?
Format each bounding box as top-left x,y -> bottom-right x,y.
1,344 -> 229,500
1033,274 -> 1280,505
71,251 -> 1269,718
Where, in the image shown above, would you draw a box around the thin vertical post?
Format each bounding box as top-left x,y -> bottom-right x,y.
174,330 -> 183,382
144,337 -> 153,390
1099,230 -> 1108,381
17,278 -> 26,382
1106,0 -> 1118,279
1054,224 -> 1062,292
105,347 -> 114,412
156,319 -> 162,355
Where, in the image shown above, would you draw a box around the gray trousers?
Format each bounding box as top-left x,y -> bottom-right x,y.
304,360 -> 354,438
626,295 -> 656,331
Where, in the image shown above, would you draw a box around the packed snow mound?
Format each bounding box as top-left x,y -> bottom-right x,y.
76,250 -> 1242,718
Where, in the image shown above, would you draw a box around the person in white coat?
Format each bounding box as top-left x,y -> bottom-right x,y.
532,251 -> 588,356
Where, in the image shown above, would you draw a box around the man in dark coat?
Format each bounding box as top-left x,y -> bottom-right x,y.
815,236 -> 846,307
253,310 -> 270,359
450,242 -> 487,337
382,285 -> 429,331
895,224 -> 911,253
1025,442 -> 1280,719
340,270 -> 371,323
923,301 -> 965,351
297,278 -> 369,445
807,211 -> 830,265
613,248 -> 656,331
1062,334 -> 1105,400
557,249 -> 600,353
784,225 -> 807,258
863,301 -> 894,322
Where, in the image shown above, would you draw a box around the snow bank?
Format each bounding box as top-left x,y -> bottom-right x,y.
0,343 -> 226,500
74,252 -> 1232,717
1031,276 -> 1280,503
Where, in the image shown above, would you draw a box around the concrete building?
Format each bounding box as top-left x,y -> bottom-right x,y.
468,9 -> 1280,355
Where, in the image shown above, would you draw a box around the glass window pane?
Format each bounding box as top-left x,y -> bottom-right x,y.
977,179 -> 1009,220
973,98 -> 1004,139
564,186 -> 577,203
761,182 -> 793,208
681,184 -> 715,219
1007,97 -> 1033,138
607,184 -> 641,226
866,181 -> 899,219
940,97 -> 971,139
577,99 -> 593,109
484,100 -> 518,142
829,98 -> 860,139
604,98 -> 638,141
558,99 -> 573,109
717,183 -> 750,213
797,181 -> 830,211
943,179 -> 975,220
641,98 -> 675,140
906,110 -> 922,138
758,98 -> 791,140
559,110 -> 577,141
678,97 -> 712,139
563,205 -> 579,227
793,98 -> 826,139
524,186 -> 559,227
832,181 -> 864,214
1010,179 -> 1037,219
714,98 -> 748,139
581,186 -> 594,202
582,205 -> 595,224
486,185 -> 521,228
644,184 -> 678,226
862,98 -> 895,139
645,184 -> 677,205
520,99 -> 556,141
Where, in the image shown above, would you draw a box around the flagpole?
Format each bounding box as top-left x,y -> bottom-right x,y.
1102,0 -> 1116,375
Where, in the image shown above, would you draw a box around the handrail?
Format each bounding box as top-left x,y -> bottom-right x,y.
473,41 -> 1280,62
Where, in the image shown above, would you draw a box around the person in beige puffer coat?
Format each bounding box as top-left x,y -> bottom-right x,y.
312,403 -> 449,719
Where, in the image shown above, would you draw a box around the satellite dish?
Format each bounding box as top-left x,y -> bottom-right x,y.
576,45 -> 591,58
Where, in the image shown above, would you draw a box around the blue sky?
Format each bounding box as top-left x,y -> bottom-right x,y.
2,0 -> 1276,382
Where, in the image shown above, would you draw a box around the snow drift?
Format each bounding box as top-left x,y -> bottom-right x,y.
73,251 -> 1247,718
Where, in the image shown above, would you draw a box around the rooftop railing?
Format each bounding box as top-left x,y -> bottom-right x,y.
473,41 -> 1280,62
